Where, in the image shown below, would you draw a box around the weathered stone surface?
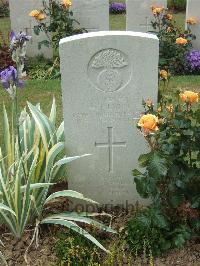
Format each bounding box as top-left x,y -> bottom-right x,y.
9,0 -> 53,58
186,0 -> 200,49
60,31 -> 159,206
126,0 -> 167,32
71,0 -> 109,32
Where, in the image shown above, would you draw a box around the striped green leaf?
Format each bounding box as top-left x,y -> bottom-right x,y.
54,154 -> 91,167
44,190 -> 99,205
41,218 -> 109,253
43,213 -> 116,234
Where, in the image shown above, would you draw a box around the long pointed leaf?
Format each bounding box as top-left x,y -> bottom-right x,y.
44,190 -> 99,205
41,218 -> 109,253
49,98 -> 56,126
44,213 -> 116,233
20,183 -> 55,193
54,154 -> 91,167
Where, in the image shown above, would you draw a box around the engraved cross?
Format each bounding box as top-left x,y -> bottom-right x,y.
95,127 -> 126,172
140,16 -> 151,32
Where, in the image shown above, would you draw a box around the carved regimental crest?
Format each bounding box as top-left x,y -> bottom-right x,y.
88,49 -> 131,93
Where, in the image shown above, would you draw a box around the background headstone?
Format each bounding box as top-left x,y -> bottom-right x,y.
186,0 -> 200,49
71,0 -> 109,32
126,0 -> 167,32
9,0 -> 53,58
60,31 -> 159,206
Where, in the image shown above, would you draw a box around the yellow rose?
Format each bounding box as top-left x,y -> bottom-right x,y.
166,13 -> 173,20
179,91 -> 199,104
160,70 -> 169,80
138,114 -> 159,135
187,17 -> 197,25
63,0 -> 72,8
29,10 -> 40,18
176,37 -> 188,45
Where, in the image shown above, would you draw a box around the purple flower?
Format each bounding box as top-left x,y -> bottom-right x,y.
0,66 -> 17,88
185,50 -> 200,74
109,2 -> 126,14
18,79 -> 24,88
0,66 -> 24,89
10,31 -> 31,51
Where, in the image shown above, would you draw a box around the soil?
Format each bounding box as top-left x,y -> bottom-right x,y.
0,198 -> 199,266
1,230 -> 57,266
1,227 -> 200,266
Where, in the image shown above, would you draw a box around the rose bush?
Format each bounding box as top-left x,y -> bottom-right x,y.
29,0 -> 87,51
127,89 -> 200,255
150,6 -> 196,74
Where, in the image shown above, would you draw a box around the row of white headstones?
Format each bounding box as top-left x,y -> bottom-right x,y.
9,0 -> 200,59
8,0 -> 200,207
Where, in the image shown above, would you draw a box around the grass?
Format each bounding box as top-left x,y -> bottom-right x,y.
110,14 -> 126,30
173,12 -> 186,30
0,80 -> 62,137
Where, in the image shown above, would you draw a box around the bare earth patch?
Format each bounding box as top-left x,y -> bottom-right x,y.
0,208 -> 199,266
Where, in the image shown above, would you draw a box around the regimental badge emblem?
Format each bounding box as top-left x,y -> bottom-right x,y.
88,49 -> 131,93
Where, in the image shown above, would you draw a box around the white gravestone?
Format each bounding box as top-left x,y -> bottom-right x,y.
71,0 -> 109,32
186,0 -> 200,49
60,32 -> 159,206
9,0 -> 53,58
126,0 -> 167,32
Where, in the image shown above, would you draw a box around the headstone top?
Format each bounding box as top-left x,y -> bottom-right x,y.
126,0 -> 167,32
59,31 -> 158,45
71,0 -> 109,32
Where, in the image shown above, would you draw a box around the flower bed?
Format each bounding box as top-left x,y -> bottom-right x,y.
109,2 -> 126,14
186,50 -> 200,74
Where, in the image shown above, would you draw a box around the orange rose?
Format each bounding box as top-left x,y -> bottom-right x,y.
29,10 -> 40,18
160,70 -> 169,80
138,114 -> 159,135
29,10 -> 46,21
63,0 -> 72,8
187,17 -> 197,25
36,13 -> 46,21
179,91 -> 199,104
151,6 -> 165,15
176,37 -> 188,45
166,13 -> 173,20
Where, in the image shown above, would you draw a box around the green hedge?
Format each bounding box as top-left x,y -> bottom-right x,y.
168,0 -> 186,11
